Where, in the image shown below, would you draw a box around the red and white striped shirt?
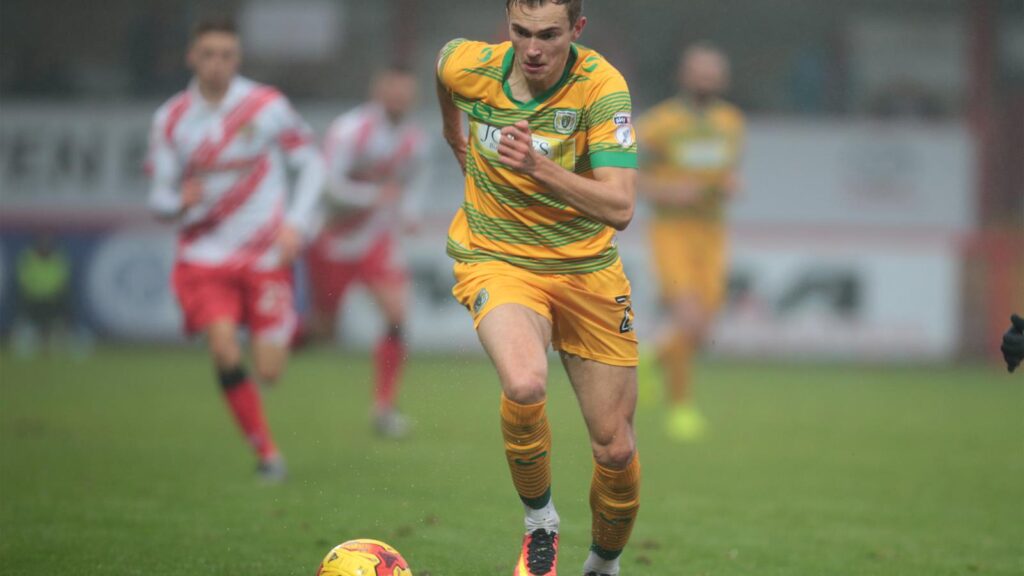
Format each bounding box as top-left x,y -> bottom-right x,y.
147,76 -> 325,270
318,103 -> 429,259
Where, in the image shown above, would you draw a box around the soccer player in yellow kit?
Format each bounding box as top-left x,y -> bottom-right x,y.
636,44 -> 745,442
436,1 -> 640,574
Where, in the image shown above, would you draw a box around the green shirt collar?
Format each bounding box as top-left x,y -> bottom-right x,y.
502,43 -> 579,110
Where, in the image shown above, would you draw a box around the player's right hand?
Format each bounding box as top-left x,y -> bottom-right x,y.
1001,313 -> 1024,373
181,178 -> 204,210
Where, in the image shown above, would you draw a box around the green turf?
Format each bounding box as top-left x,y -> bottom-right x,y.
1,348 -> 1022,575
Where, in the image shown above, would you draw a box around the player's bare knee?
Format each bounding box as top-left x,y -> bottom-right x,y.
255,362 -> 284,385
502,367 -> 548,404
591,429 -> 636,469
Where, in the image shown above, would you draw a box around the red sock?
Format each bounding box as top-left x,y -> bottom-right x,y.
221,369 -> 278,460
374,332 -> 405,412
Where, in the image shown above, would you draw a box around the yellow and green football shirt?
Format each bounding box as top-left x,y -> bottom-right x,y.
637,97 -> 744,221
438,38 -> 637,275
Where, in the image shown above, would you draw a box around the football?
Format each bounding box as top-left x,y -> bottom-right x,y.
316,539 -> 413,576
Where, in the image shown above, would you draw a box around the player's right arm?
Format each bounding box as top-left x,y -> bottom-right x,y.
435,39 -> 471,174
146,106 -> 200,221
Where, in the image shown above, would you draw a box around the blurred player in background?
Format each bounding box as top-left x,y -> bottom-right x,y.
146,17 -> 325,481
437,1 -> 641,574
11,234 -> 72,357
636,43 -> 744,442
307,66 -> 428,438
1002,314 -> 1024,373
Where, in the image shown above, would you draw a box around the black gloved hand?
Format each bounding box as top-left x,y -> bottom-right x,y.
1001,314 -> 1024,373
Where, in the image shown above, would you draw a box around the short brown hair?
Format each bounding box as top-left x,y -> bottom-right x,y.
506,0 -> 584,25
190,16 -> 238,43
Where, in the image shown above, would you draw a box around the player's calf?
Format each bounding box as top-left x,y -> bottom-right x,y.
374,324 -> 409,438
585,452 -> 640,576
217,365 -> 282,474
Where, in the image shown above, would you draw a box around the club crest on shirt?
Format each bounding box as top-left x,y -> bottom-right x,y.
472,288 -> 490,315
553,109 -> 579,135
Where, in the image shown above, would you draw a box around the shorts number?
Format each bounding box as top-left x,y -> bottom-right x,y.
258,281 -> 291,316
615,295 -> 634,334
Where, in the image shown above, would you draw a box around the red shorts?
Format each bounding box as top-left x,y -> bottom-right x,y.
306,233 -> 406,317
172,262 -> 297,345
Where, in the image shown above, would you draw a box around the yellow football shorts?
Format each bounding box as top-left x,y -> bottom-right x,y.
650,218 -> 728,310
452,259 -> 638,367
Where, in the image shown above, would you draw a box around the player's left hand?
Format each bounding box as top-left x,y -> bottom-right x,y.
498,121 -> 538,175
276,225 -> 303,265
1001,313 -> 1024,373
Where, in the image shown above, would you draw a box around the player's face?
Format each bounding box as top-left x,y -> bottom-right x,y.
507,2 -> 586,89
188,32 -> 241,92
681,51 -> 729,100
375,73 -> 417,122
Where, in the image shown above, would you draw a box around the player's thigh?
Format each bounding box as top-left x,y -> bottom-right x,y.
649,220 -> 692,296
664,292 -> 706,335
367,279 -> 407,327
561,354 -> 637,467
477,303 -> 553,403
244,268 -> 298,351
364,241 -> 409,326
307,253 -> 356,319
172,263 -> 244,338
453,262 -> 556,401
655,219 -> 723,304
549,261 -> 638,368
206,319 -> 243,369
699,232 -> 729,314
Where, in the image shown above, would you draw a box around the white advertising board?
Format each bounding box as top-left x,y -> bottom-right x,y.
0,103 -> 967,359
0,105 -> 973,230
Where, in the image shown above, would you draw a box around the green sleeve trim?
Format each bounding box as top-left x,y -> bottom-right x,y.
590,151 -> 638,169
437,38 -> 468,82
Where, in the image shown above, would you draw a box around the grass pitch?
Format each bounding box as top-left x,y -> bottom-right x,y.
1,348 -> 1021,575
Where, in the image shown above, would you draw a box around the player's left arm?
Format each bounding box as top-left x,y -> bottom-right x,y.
498,120 -> 635,231
275,97 -> 326,261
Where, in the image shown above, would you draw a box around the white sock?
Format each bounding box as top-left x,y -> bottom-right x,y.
523,500 -> 560,533
582,550 -> 620,575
